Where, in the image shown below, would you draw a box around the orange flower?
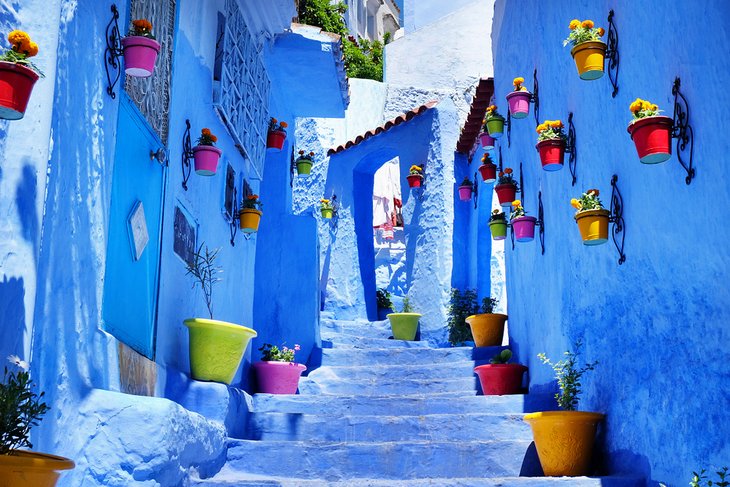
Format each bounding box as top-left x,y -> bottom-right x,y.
248,194 -> 258,200
586,188 -> 599,196
202,128 -> 211,136
498,171 -> 504,177
299,150 -> 305,155
210,134 -> 218,143
132,19 -> 153,32
7,30 -> 29,49
581,19 -> 594,29
280,121 -> 288,128
309,152 -> 315,156
271,117 -> 278,124
597,27 -> 605,37
569,19 -> 580,30
25,41 -> 38,57
504,168 -> 513,174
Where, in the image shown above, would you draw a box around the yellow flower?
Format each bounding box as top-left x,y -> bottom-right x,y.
487,104 -> 497,112
569,19 -> 580,30
651,104 -> 658,111
321,198 -> 330,204
410,165 -> 422,172
581,20 -> 594,29
597,27 -> 605,36
629,98 -> 644,113
513,77 -> 524,86
570,198 -> 581,209
26,41 -> 38,57
512,200 -> 521,208
550,120 -> 563,129
536,124 -> 546,133
7,30 -> 29,48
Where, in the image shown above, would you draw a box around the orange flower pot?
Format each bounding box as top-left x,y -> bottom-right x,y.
239,209 -> 262,233
570,41 -> 607,80
465,313 -> 507,347
574,209 -> 610,245
0,451 -> 75,487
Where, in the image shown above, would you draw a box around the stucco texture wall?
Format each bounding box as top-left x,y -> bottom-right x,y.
492,0 -> 730,484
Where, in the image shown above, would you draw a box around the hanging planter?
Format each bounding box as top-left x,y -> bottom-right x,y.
266,118 -> 288,151
571,189 -> 610,245
254,343 -> 306,394
121,19 -> 160,77
296,150 -> 314,176
474,350 -> 528,395
494,167 -> 518,207
0,30 -> 44,120
483,105 -> 505,138
239,194 -> 263,233
193,128 -> 222,176
488,209 -> 508,240
510,200 -> 536,242
627,99 -> 673,164
478,153 -> 497,183
320,198 -> 334,219
407,164 -> 424,188
564,19 -> 607,80
478,132 -> 496,150
506,77 -> 531,119
458,176 -> 473,201
535,120 -> 567,171
386,296 -> 420,341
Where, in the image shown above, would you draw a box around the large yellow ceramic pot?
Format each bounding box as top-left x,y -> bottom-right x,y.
0,451 -> 75,487
465,313 -> 507,347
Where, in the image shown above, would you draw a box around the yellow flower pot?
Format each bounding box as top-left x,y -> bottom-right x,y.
465,313 -> 507,347
570,41 -> 607,80
523,411 -> 604,476
574,209 -> 610,246
184,318 -> 257,384
0,451 -> 75,487
239,209 -> 262,233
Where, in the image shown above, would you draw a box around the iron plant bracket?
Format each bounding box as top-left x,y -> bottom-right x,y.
519,161 -> 524,205
472,173 -> 478,209
510,221 -> 515,250
609,174 -> 626,265
671,77 -> 695,185
536,190 -> 545,255
506,111 -> 512,148
181,119 -> 194,190
498,146 -> 503,172
229,186 -> 238,246
566,112 -> 577,186
532,68 -> 540,126
104,4 -> 124,99
289,145 -> 296,188
606,10 -> 620,98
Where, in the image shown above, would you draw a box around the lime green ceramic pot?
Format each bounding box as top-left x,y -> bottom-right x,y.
184,318 -> 257,384
386,313 -> 422,341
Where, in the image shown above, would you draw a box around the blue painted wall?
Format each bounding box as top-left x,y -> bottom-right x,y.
492,0 -> 730,484
403,0 -> 478,32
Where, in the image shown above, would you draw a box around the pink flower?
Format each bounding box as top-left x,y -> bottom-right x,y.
294,344 -> 301,351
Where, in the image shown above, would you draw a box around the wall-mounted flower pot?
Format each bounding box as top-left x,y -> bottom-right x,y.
192,145 -> 222,176
321,208 -> 333,219
184,318 -> 257,384
536,139 -> 566,172
266,130 -> 286,151
121,36 -> 161,77
474,363 -> 528,395
0,61 -> 39,120
0,451 -> 75,487
407,174 -> 423,188
386,312 -> 421,341
494,184 -> 517,207
506,91 -> 531,119
512,216 -> 537,242
524,411 -> 604,476
485,117 -> 505,138
575,209 -> 610,245
571,41 -> 607,80
465,313 -> 507,347
479,132 -> 496,149
458,185 -> 473,201
478,163 -> 497,183
240,208 -> 262,233
253,361 -> 307,394
488,220 -> 507,240
627,115 -> 673,164
296,158 -> 313,176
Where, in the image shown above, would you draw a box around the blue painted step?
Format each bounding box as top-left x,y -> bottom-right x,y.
307,360 -> 479,381
298,375 -> 477,395
318,345 -> 507,366
321,334 -> 434,348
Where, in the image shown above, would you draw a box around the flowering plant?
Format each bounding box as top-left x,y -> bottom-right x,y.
497,167 -> 518,189
510,200 -> 525,220
269,117 -> 288,132
459,176 -> 472,188
489,209 -> 506,223
628,98 -> 661,122
484,104 -> 503,123
128,19 -> 155,39
320,198 -> 333,211
1,355 -> 50,455
480,153 -> 495,166
241,194 -> 263,210
512,77 -> 528,92
297,150 -> 315,160
563,19 -> 605,47
536,120 -> 566,142
0,30 -> 43,76
259,343 -> 300,363
196,128 -> 218,146
409,164 -> 423,176
570,188 -> 604,214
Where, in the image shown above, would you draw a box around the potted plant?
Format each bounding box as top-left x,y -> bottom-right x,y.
121,19 -> 161,77
447,288 -> 476,346
571,188 -> 610,245
193,128 -> 222,176
627,98 -> 673,164
494,167 -> 518,207
465,296 -> 507,347
483,105 -> 505,139
488,209 -> 508,241
407,164 -> 424,188
458,176 -> 473,201
535,119 -> 567,171
239,194 -> 263,233
183,244 -> 258,384
386,296 -> 421,341
266,118 -> 288,150
296,150 -> 315,176
478,153 -> 497,183
253,343 -> 306,395
510,200 -> 537,242
474,349 -> 528,396
506,77 -> 531,119
376,288 -> 394,320
0,30 -> 43,120
524,341 -> 602,477
690,467 -> 730,487
320,198 -> 334,219
564,19 -> 607,80
478,131 -> 496,150
0,356 -> 75,484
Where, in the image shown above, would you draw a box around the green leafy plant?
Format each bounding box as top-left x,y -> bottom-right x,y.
241,194 -> 263,211
563,19 -> 605,47
185,244 -> 222,320
447,289 -> 498,346
259,343 -> 301,363
401,296 -> 413,313
0,356 -> 50,455
570,189 -> 604,214
629,98 -> 661,121
538,340 -> 598,411
690,467 -> 730,487
536,120 -> 567,142
376,288 -> 393,310
490,349 -> 513,364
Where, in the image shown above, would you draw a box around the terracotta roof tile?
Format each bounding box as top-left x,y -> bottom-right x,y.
456,78 -> 494,154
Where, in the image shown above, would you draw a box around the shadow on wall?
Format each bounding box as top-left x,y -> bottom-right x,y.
0,276 -> 26,360
16,162 -> 39,255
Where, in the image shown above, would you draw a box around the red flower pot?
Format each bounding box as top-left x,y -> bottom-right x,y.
535,139 -> 566,172
478,163 -> 497,183
458,185 -> 473,201
474,364 -> 528,395
0,61 -> 39,120
407,174 -> 423,188
267,130 -> 286,151
478,132 -> 495,150
627,115 -> 673,164
494,184 -> 517,207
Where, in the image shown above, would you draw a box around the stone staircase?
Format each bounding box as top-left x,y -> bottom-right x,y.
191,319 -> 643,486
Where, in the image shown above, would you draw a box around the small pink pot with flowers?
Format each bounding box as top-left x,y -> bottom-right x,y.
458,177 -> 473,201
506,77 -> 531,119
193,128 -> 222,176
122,19 -> 161,77
510,200 -> 536,242
254,343 -> 306,394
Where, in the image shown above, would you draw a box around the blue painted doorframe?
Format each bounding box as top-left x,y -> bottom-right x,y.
102,93 -> 167,359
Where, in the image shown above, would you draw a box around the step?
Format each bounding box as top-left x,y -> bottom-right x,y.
307,361 -> 479,382
322,334 -> 434,349
244,412 -> 532,442
298,375 -> 477,396
318,345 -> 506,366
223,439 -> 531,479
320,319 -> 391,336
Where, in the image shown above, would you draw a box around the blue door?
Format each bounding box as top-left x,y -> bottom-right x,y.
102,93 -> 167,358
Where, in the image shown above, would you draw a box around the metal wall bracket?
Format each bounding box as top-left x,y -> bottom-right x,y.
498,146 -> 503,172
289,145 -> 296,188
606,10 -> 620,98
671,77 -> 695,185
519,161 -> 524,206
472,173 -> 478,209
566,112 -> 577,186
506,111 -> 512,148
229,187 -> 238,246
532,68 -> 540,126
181,119 -> 194,190
609,175 -> 626,265
104,4 -> 124,99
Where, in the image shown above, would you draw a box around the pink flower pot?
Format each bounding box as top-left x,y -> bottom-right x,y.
627,116 -> 673,164
193,145 -> 222,176
458,185 -> 473,201
535,139 -> 566,172
512,216 -> 537,242
478,132 -> 495,150
267,130 -> 286,151
0,61 -> 39,120
506,91 -> 531,119
121,36 -> 161,77
254,361 -> 307,394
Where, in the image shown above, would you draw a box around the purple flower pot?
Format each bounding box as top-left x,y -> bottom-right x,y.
512,216 -> 537,242
458,185 -> 473,201
193,145 -> 222,176
254,361 -> 307,394
506,91 -> 531,119
478,132 -> 495,150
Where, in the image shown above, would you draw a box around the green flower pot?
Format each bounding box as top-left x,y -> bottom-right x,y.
321,208 -> 333,219
184,318 -> 257,384
386,313 -> 422,341
486,116 -> 505,138
296,159 -> 312,176
489,220 -> 507,240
